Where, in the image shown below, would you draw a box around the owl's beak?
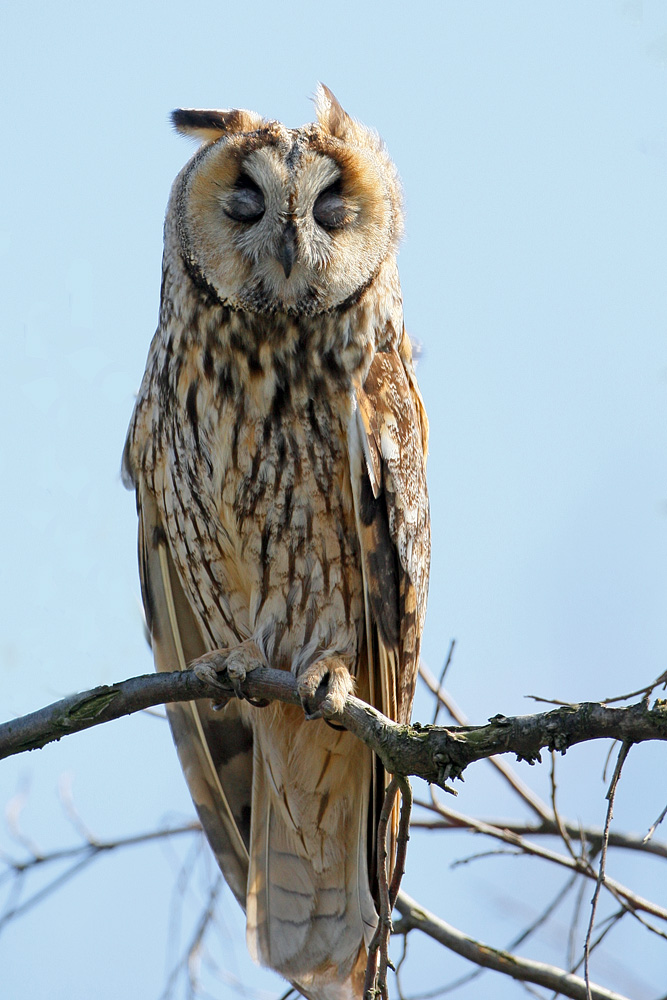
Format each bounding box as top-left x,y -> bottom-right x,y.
278,221 -> 297,279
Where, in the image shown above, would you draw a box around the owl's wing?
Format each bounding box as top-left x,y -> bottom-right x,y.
352,328 -> 430,726
350,331 -> 429,898
130,478 -> 253,907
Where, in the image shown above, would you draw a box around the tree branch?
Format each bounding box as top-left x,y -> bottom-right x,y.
1,668 -> 666,789
393,891 -> 632,1000
411,805 -> 667,860
410,799 -> 667,923
419,662 -> 554,820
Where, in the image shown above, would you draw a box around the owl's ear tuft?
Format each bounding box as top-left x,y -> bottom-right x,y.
171,108 -> 265,145
314,84 -> 353,140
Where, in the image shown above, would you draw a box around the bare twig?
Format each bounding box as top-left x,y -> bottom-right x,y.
450,847 -> 521,868
507,873 -> 580,952
2,664 -> 666,999
430,642 -> 456,726
601,671 -> 667,705
415,797 -> 667,923
583,742 -> 632,1000
601,748 -> 617,789
550,752 -> 578,863
2,769 -> 662,999
566,908 -> 626,981
0,822 -> 200,935
393,932 -> 409,1000
364,775 -> 412,999
644,802 -> 667,844
2,822 -> 200,876
567,874 -> 592,973
0,852 -> 100,932
4,780 -> 42,858
58,773 -> 99,845
160,875 -> 223,1000
411,801 -> 667,859
527,696 -> 579,707
364,777 -> 398,999
389,776 -> 412,910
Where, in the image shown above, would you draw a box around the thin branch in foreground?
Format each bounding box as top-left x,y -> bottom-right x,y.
567,908 -> 627,982
430,642 -> 456,726
3,822 -> 200,875
644,801 -> 667,844
583,742 -> 632,1000
0,822 -> 199,936
417,801 -> 667,939
394,891 -> 631,1000
389,776 -> 413,910
418,795 -> 667,923
364,777 -> 398,999
550,751 -> 578,864
411,799 -> 667,860
568,874 -> 591,977
4,780 -> 42,858
364,775 -> 412,999
160,875 -> 223,1000
393,932 -> 409,1000
601,670 -> 667,706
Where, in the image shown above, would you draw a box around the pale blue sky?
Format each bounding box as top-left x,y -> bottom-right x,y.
1,2 -> 666,998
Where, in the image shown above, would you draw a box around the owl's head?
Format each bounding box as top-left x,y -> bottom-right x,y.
168,85 -> 403,315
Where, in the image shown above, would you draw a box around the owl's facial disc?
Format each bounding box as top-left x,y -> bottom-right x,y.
219,148 -> 357,306
181,131 -> 395,314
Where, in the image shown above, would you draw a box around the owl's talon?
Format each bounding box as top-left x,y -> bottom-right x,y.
192,657 -> 233,709
297,658 -> 354,720
192,657 -> 229,690
191,641 -> 265,704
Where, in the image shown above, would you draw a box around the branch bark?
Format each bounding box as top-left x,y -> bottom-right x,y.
1,667 -> 666,787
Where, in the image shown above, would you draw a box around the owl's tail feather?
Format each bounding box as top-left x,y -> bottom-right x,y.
137,488 -> 379,997
244,703 -> 377,999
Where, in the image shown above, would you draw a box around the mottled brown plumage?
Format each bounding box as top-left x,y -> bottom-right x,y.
123,86 -> 430,999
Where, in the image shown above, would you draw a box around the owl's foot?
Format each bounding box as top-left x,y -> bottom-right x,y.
191,640 -> 267,707
192,657 -> 233,709
297,657 -> 354,720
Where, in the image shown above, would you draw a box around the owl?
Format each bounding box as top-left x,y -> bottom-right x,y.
123,85 -> 430,1000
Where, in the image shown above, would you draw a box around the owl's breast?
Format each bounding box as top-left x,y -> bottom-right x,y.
162,366 -> 365,674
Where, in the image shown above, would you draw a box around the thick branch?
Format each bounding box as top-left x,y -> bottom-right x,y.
1,669 -> 666,785
394,891 -> 631,1000
419,661 -> 553,820
0,668 -> 300,760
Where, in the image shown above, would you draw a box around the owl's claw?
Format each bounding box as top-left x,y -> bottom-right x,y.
192,655 -> 234,709
297,658 -> 354,720
191,641 -> 265,706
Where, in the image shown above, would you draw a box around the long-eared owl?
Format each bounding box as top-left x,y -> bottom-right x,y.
123,85 -> 430,1000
